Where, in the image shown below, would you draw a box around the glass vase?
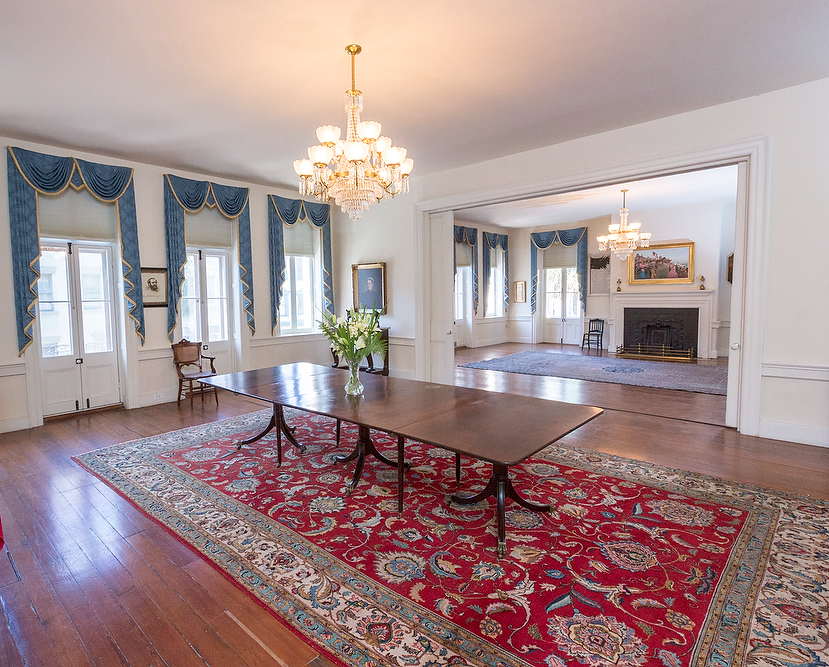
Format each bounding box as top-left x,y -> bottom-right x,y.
345,359 -> 364,396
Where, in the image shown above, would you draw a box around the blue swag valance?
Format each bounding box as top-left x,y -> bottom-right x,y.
164,174 -> 254,341
7,146 -> 144,355
530,227 -> 587,314
482,232 -> 509,315
268,195 -> 334,333
453,225 -> 479,314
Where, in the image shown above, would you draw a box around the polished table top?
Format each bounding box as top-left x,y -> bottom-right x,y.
204,363 -> 602,466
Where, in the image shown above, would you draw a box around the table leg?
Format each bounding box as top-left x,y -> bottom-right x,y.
398,435 -> 405,517
455,453 -> 461,485
238,404 -> 305,456
335,425 -> 410,495
451,463 -> 550,557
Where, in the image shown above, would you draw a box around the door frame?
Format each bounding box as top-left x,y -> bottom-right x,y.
415,137 -> 768,436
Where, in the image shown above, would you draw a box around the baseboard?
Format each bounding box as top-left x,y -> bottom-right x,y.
759,420 -> 829,449
0,416 -> 32,434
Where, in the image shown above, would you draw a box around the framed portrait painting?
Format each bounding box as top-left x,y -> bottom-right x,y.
141,267 -> 168,307
628,242 -> 695,285
352,262 -> 387,313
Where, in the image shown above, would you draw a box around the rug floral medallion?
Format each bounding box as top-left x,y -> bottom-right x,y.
75,410 -> 828,667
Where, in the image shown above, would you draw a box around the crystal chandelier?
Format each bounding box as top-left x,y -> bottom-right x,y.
597,189 -> 651,259
293,44 -> 413,221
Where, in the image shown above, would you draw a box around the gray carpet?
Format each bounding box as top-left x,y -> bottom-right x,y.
460,351 -> 728,394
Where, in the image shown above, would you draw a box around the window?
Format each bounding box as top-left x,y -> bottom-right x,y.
545,267 -> 580,319
180,249 -> 230,344
279,255 -> 316,333
279,222 -> 321,334
485,245 -> 504,318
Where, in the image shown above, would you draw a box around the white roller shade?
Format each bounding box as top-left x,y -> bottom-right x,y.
455,241 -> 472,267
185,206 -> 233,248
38,187 -> 117,241
284,221 -> 316,255
543,242 -> 577,268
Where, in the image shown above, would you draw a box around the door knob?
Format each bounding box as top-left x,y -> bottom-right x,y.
730,343 -> 740,350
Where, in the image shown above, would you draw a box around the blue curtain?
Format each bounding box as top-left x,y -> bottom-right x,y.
268,195 -> 334,333
482,232 -> 509,314
7,146 -> 144,355
164,174 -> 254,341
453,225 -> 479,314
530,227 -> 587,313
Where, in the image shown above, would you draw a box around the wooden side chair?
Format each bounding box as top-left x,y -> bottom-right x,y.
172,339 -> 218,407
581,318 -> 605,351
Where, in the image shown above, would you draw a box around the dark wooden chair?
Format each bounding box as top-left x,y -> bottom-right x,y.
172,339 -> 218,407
581,318 -> 605,351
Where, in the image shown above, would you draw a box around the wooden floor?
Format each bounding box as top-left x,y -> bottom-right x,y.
1,349 -> 827,666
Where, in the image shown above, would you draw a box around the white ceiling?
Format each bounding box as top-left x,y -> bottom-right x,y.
1,0 -> 828,194
454,165 -> 739,228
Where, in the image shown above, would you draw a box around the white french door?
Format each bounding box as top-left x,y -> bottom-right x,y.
542,267 -> 584,345
179,248 -> 233,375
38,242 -> 121,416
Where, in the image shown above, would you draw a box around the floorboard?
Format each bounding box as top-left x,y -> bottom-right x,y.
0,350 -> 826,666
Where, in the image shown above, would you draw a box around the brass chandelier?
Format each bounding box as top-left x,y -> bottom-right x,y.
293,44 -> 413,221
597,189 -> 651,259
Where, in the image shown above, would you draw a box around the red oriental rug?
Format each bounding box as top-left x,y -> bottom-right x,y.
74,409 -> 829,667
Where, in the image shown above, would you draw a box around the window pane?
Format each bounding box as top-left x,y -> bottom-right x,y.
182,255 -> 197,298
79,250 -> 108,301
181,253 -> 199,341
40,302 -> 73,357
181,298 -> 199,342
205,255 -> 228,341
82,301 -> 113,353
39,249 -> 73,357
79,249 -> 113,353
279,268 -> 293,328
566,268 -> 581,318
294,256 -> 314,330
206,298 -> 227,341
205,256 -> 227,299
545,268 -> 562,319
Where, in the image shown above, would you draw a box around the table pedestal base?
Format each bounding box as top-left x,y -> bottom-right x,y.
237,404 -> 305,466
451,463 -> 550,556
335,426 -> 409,498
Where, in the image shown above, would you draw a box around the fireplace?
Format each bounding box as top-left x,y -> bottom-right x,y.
612,291 -> 715,359
622,307 -> 699,358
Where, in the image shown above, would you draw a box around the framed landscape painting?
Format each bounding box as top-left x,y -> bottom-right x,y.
628,242 -> 694,285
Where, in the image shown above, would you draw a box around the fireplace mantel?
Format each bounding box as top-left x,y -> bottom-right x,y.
612,291 -> 716,358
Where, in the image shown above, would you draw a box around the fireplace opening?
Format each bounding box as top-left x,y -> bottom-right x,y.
619,307 -> 699,360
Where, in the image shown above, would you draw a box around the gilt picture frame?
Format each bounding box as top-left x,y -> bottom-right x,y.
140,267 -> 168,307
513,280 -> 526,303
352,262 -> 387,313
628,242 -> 695,285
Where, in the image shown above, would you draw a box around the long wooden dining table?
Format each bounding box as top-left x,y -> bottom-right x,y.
203,362 -> 602,555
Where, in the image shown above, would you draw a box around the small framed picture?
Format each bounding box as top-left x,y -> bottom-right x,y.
141,267 -> 168,307
628,242 -> 695,285
589,254 -> 611,295
513,280 -> 526,303
352,262 -> 387,313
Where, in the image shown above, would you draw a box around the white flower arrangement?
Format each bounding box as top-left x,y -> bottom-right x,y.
319,307 -> 387,367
